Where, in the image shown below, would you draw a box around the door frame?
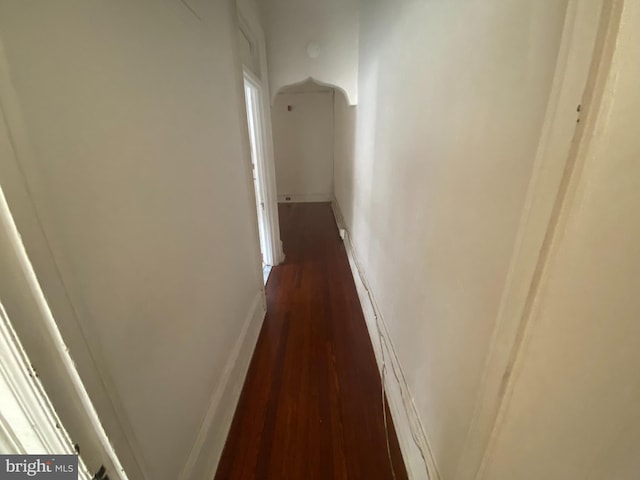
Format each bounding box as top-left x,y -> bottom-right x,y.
242,66 -> 284,267
0,36 -> 137,478
0,183 -> 129,480
0,290 -> 94,478
454,1 -> 618,478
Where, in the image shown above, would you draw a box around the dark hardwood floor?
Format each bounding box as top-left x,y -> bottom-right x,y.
215,203 -> 407,480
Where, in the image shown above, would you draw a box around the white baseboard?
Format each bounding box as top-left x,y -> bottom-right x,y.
331,199 -> 440,480
277,193 -> 332,203
178,291 -> 266,480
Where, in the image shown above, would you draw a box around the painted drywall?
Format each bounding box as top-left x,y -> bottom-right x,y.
333,91 -> 356,225
0,1 -> 264,479
482,2 -> 640,478
260,0 -> 359,104
237,27 -> 260,79
237,0 -> 265,80
333,0 -> 569,477
272,86 -> 334,202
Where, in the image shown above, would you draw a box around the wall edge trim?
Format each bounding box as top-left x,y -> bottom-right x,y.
331,198 -> 439,480
278,193 -> 333,203
178,289 -> 267,480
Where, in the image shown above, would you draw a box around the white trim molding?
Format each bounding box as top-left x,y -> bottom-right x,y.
179,291 -> 266,480
473,1 -> 625,478
331,199 -> 439,480
279,193 -> 333,203
0,301 -> 92,478
454,1 -> 614,478
236,3 -> 285,265
0,34 -> 143,478
0,184 -> 129,480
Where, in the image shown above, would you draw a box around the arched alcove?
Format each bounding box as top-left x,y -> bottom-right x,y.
272,77 -> 352,106
270,78 -> 351,204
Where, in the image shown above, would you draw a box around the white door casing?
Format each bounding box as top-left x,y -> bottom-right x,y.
242,66 -> 283,267
0,181 -> 128,479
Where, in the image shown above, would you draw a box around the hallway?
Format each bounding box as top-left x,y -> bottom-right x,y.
2,1 -> 638,479
215,203 -> 407,479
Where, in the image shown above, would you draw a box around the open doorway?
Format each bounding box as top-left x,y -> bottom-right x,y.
243,70 -> 277,283
270,78 -> 353,207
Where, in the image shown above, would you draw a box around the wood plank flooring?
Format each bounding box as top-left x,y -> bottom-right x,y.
215,203 -> 407,480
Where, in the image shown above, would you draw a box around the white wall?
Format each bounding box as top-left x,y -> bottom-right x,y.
333,90 -> 356,224
272,86 -> 334,202
0,1 -> 264,479
260,0 -> 359,104
482,1 -> 640,478
334,0 -> 569,477
237,0 -> 266,81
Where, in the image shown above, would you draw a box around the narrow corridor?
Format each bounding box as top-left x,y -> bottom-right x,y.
215,203 -> 407,479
